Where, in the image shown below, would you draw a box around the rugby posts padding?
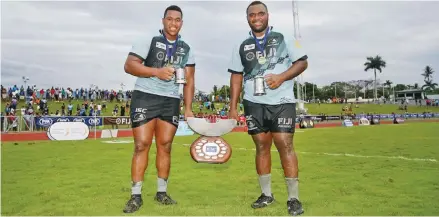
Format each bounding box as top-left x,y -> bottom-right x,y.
47,122 -> 90,141
359,117 -> 370,126
299,118 -> 314,129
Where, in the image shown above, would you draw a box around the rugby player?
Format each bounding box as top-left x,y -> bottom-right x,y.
227,1 -> 308,215
122,5 -> 195,213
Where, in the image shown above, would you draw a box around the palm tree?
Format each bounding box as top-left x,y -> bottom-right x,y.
421,66 -> 436,93
421,66 -> 434,82
422,80 -> 438,92
385,80 -> 392,96
364,55 -> 387,100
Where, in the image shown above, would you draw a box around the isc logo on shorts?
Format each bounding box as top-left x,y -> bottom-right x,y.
135,108 -> 147,113
132,108 -> 148,123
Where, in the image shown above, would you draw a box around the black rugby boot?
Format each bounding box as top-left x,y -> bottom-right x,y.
154,192 -> 177,205
251,193 -> 275,209
123,194 -> 143,213
287,198 -> 304,216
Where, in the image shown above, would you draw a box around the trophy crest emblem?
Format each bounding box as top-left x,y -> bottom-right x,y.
186,117 -> 237,164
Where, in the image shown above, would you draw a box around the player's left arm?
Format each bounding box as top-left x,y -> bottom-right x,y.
183,48 -> 196,114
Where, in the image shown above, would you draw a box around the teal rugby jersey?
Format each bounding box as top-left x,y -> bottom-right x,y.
227,26 -> 307,105
128,30 -> 195,99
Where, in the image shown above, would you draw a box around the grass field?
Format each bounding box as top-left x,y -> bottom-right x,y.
2,122 -> 439,215
2,98 -> 439,116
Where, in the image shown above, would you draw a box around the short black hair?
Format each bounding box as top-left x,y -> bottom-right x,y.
164,5 -> 183,18
246,1 -> 268,14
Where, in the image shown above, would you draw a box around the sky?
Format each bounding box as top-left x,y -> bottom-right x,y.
2,0 -> 439,93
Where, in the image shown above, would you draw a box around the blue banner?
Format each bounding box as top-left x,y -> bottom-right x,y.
35,116 -> 103,127
175,121 -> 194,136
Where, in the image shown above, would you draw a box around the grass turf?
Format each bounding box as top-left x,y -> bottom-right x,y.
2,122 -> 439,215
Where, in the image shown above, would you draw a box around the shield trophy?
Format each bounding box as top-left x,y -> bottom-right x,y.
186,117 -> 237,164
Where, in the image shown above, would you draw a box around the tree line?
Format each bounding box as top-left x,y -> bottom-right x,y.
204,56 -> 438,101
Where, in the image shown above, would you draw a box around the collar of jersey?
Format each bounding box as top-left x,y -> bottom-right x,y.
249,26 -> 273,39
159,29 -> 180,43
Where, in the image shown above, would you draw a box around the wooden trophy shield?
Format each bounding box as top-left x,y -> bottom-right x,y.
186,117 -> 237,164
190,136 -> 232,164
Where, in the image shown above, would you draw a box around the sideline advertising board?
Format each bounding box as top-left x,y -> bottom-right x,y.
47,122 -> 90,141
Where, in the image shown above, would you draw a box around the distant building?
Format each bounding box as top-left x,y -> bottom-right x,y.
395,89 -> 426,100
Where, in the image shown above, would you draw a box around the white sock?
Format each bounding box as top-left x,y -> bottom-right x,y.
131,181 -> 143,195
258,174 -> 272,196
285,177 -> 299,200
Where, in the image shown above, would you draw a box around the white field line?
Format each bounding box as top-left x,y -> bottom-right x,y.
101,139 -> 437,163
180,144 -> 437,163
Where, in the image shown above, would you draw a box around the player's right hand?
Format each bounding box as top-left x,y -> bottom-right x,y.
156,67 -> 175,81
228,109 -> 240,122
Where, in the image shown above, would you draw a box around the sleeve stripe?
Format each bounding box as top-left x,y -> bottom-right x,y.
185,64 -> 196,67
298,55 -> 308,61
128,52 -> 145,61
228,69 -> 243,74
292,55 -> 308,64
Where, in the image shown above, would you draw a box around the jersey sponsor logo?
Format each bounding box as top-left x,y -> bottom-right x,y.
267,38 -> 279,46
155,42 -> 166,50
156,51 -> 165,61
244,44 -> 255,51
246,52 -> 255,61
176,47 -> 185,55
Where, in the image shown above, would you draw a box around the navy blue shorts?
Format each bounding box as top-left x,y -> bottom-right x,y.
243,100 -> 296,135
130,90 -> 180,128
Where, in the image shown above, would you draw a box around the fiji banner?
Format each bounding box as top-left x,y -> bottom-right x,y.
103,117 -> 131,125
35,116 -> 103,127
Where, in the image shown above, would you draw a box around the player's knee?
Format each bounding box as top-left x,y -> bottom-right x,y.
278,142 -> 295,156
157,140 -> 173,153
255,143 -> 271,156
133,141 -> 151,153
